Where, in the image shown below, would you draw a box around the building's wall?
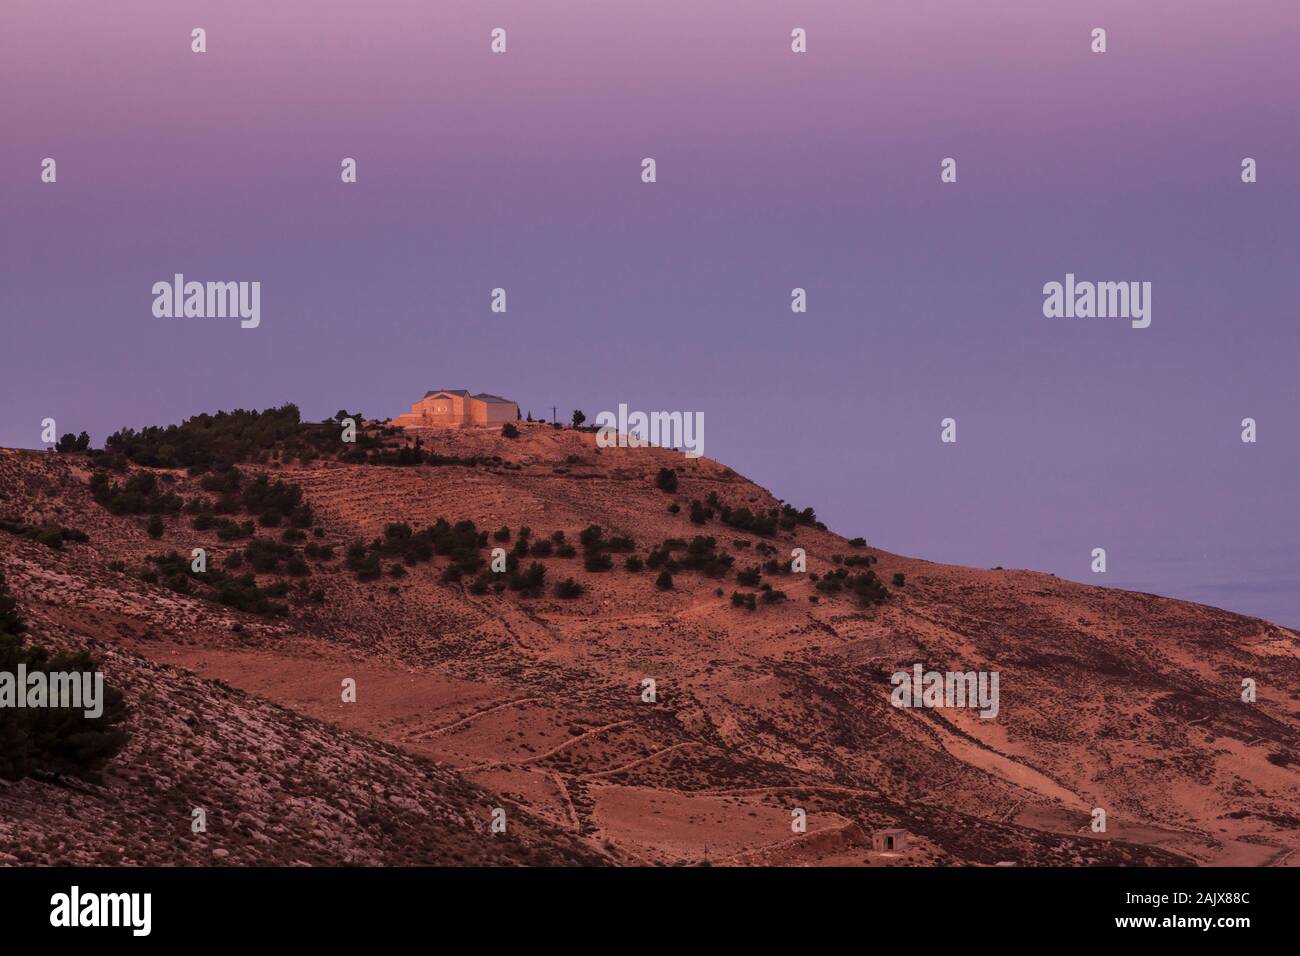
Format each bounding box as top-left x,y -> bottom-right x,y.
412,393 -> 466,424
469,400 -> 517,425
395,393 -> 517,428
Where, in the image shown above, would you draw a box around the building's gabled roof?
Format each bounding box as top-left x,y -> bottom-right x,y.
472,393 -> 515,404
423,389 -> 470,398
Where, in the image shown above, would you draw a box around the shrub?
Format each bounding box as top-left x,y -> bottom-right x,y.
731,591 -> 756,610
555,578 -> 584,599
55,431 -> 90,453
245,538 -> 293,573
624,555 -> 644,572
0,570 -> 128,782
892,572 -> 905,587
584,553 -> 613,572
0,521 -> 88,551
90,469 -> 183,517
104,404 -> 303,469
146,515 -> 165,538
502,423 -> 520,438
655,570 -> 674,590
509,562 -> 547,596
493,527 -> 511,542
848,537 -> 866,548
719,505 -> 777,537
736,566 -> 761,587
655,468 -> 678,493
354,553 -> 382,581
215,519 -> 254,541
675,536 -> 734,577
815,568 -> 889,605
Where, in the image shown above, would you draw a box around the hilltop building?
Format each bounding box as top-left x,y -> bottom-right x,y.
391,389 -> 519,429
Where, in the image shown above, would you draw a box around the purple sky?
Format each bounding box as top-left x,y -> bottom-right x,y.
3,0 -> 1298,624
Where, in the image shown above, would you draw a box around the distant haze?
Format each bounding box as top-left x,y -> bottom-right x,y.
2,0 -> 1297,624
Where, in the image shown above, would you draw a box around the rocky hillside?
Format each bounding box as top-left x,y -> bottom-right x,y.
1,419 -> 1296,866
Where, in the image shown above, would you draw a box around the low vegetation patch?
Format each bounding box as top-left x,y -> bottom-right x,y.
0,519 -> 88,551
0,568 -> 129,782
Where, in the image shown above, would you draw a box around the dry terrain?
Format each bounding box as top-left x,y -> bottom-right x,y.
1,422 -> 1297,866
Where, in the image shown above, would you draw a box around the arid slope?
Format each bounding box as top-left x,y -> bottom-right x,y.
1,425 -> 1296,866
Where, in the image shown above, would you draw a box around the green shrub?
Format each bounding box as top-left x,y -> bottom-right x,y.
555,578 -> 583,599
509,562 -> 547,596
655,468 -> 678,493
105,404 -> 303,469
0,570 -> 127,782
0,521 -> 88,551
655,570 -> 674,590
719,505 -> 777,537
731,591 -> 756,610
